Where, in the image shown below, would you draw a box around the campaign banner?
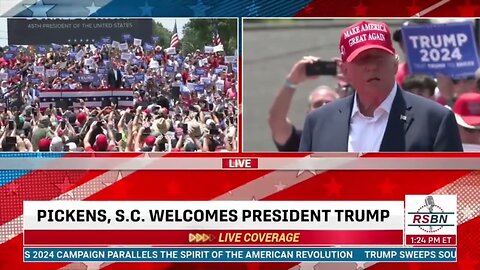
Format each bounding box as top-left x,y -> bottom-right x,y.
200,77 -> 211,85
30,77 -> 41,84
59,70 -> 70,78
0,73 -> 8,81
101,37 -> 111,44
144,43 -> 153,51
7,69 -> 17,77
134,38 -> 142,46
3,53 -> 14,60
166,47 -> 176,55
45,69 -> 57,77
225,56 -> 236,63
122,33 -> 131,41
119,42 -> 129,51
74,73 -> 99,83
402,22 -> 480,78
165,65 -> 175,73
134,73 -> 145,82
23,247 -> 457,263
195,68 -> 206,76
194,84 -> 205,93
34,66 -> 45,75
37,46 -> 46,53
214,44 -> 224,52
205,46 -> 214,54
121,52 -> 132,60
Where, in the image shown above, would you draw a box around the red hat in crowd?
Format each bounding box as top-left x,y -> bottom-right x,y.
95,134 -> 109,151
144,136 -> 156,147
339,20 -> 395,63
453,93 -> 480,129
38,138 -> 51,152
77,112 -> 87,124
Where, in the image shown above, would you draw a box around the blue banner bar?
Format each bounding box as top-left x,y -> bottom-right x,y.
24,247 -> 457,262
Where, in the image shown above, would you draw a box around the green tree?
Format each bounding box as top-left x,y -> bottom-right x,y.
152,21 -> 173,49
181,19 -> 237,55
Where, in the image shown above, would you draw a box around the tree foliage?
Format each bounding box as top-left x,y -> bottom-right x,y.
181,19 -> 237,55
152,21 -> 173,49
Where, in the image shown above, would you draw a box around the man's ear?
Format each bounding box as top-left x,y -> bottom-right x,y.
340,62 -> 348,80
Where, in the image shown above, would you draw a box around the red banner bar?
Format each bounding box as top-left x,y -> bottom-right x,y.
24,230 -> 403,246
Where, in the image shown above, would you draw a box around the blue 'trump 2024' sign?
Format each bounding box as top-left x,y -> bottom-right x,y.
402,22 -> 480,78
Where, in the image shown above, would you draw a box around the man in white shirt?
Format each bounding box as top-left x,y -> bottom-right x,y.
295,20 -> 462,152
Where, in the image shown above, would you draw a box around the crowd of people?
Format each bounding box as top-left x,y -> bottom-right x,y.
270,20 -> 480,152
0,40 -> 238,152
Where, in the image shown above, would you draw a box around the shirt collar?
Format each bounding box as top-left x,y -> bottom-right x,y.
351,83 -> 397,119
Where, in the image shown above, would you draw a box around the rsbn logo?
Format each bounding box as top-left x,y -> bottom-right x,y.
408,196 -> 455,233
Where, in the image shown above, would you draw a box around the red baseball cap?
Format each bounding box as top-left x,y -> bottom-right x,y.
339,21 -> 395,62
145,136 -> 156,147
95,134 -> 109,151
77,112 -> 87,124
453,93 -> 480,129
38,138 -> 51,152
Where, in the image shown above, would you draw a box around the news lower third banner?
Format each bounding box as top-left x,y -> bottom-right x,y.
23,247 -> 457,262
22,196 -> 457,262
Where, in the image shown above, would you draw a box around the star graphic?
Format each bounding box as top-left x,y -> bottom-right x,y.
324,177 -> 342,196
24,0 -> 55,17
83,262 -> 104,270
7,181 -> 20,195
246,0 -> 259,16
251,196 -> 257,201
296,170 -> 316,177
55,176 -> 73,193
188,0 -> 208,16
86,1 -> 101,16
406,0 -> 422,16
379,178 -> 397,196
274,181 -> 286,191
354,1 -> 368,16
298,263 -> 317,270
139,1 -> 154,16
356,262 -> 366,269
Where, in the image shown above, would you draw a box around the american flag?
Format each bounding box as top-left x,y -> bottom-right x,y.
212,23 -> 222,46
170,21 -> 180,48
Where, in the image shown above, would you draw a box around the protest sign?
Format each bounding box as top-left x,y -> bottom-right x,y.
119,42 -> 129,51
46,69 -> 58,77
204,46 -> 214,54
166,47 -> 176,55
225,56 -> 236,63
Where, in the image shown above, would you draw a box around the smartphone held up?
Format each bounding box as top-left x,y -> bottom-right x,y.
306,60 -> 338,76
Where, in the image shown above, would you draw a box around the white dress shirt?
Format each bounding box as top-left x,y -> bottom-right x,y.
348,84 -> 397,152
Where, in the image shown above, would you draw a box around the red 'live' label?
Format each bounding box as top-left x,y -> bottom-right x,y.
222,158 -> 258,169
